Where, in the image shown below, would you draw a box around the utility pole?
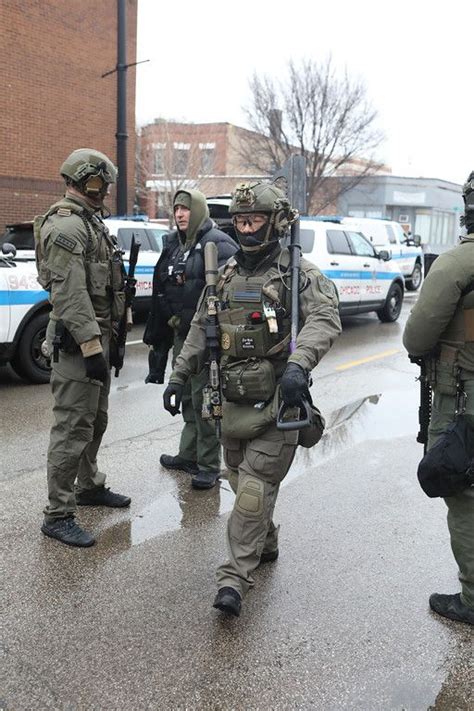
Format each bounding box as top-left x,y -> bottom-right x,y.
102,1 -> 149,216
116,0 -> 128,216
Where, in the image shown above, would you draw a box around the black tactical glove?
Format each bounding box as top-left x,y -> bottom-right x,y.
84,353 -> 109,384
145,348 -> 166,384
163,382 -> 184,416
280,363 -> 309,406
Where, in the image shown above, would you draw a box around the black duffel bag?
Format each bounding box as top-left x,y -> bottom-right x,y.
417,415 -> 474,497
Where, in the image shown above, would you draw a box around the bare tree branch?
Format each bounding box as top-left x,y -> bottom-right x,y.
240,56 -> 385,213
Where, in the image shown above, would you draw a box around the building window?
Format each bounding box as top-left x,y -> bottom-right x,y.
199,142 -> 215,174
153,143 -> 165,174
173,142 -> 190,175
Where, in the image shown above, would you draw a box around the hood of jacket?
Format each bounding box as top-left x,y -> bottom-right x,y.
175,189 -> 210,250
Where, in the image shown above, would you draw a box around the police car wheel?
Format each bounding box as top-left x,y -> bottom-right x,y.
376,283 -> 403,323
11,312 -> 51,384
405,262 -> 422,291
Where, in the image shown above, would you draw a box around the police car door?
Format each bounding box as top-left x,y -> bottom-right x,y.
345,231 -> 389,306
325,228 -> 361,306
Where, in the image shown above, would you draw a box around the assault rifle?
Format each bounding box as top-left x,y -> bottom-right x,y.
409,354 -> 432,454
202,242 -> 223,437
113,235 -> 141,377
276,213 -> 312,431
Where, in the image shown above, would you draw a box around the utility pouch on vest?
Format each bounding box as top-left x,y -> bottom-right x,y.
221,358 -> 276,404
110,259 -> 126,321
220,323 -> 274,359
433,345 -> 459,396
221,388 -> 280,439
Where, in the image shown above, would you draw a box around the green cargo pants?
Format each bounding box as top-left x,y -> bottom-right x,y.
44,322 -> 110,521
217,424 -> 298,598
428,381 -> 474,610
173,335 -> 220,473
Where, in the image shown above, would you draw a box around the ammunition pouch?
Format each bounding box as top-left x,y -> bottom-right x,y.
428,345 -> 459,395
221,358 -> 276,404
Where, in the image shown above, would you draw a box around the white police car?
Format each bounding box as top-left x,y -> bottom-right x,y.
0,245 -> 50,383
299,218 -> 405,321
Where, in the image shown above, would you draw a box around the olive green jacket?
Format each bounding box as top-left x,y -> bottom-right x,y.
169,248 -> 342,385
40,194 -> 120,354
403,234 -> 474,372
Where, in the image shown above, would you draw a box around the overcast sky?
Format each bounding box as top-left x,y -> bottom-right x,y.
135,0 -> 472,185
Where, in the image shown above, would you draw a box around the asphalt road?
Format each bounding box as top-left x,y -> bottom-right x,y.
1,293 -> 473,710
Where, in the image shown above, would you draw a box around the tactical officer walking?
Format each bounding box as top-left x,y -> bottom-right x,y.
38,149 -> 131,548
144,189 -> 237,489
163,181 -> 341,616
403,172 -> 474,626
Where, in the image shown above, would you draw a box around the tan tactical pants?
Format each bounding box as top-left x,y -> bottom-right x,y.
44,323 -> 110,521
428,380 -> 474,610
217,424 -> 298,598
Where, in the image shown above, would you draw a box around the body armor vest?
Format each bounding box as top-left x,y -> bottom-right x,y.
217,256 -> 292,404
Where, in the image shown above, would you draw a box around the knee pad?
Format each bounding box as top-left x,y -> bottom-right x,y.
236,475 -> 264,516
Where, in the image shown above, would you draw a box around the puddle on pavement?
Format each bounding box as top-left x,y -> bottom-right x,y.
125,389 -> 418,546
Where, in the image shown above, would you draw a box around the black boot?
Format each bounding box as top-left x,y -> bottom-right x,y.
76,486 -> 131,508
213,587 -> 242,617
191,470 -> 220,490
429,593 -> 474,625
160,454 -> 198,476
41,517 -> 95,547
258,548 -> 279,566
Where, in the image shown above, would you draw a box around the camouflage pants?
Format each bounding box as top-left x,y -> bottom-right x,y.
428,383 -> 474,609
44,323 -> 110,521
217,424 -> 298,598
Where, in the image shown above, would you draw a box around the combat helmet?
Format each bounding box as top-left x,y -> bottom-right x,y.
60,148 -> 117,199
229,180 -> 298,251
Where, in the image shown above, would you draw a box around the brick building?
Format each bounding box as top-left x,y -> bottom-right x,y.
138,121 -> 269,219
0,0 -> 137,232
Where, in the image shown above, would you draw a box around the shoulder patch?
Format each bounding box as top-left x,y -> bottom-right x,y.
317,274 -> 337,299
53,233 -> 77,252
56,208 -> 72,217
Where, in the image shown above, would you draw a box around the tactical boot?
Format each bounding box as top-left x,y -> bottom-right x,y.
76,486 -> 131,508
258,549 -> 279,566
213,587 -> 242,617
159,454 -> 199,476
41,517 -> 95,547
191,470 -> 220,490
429,593 -> 474,625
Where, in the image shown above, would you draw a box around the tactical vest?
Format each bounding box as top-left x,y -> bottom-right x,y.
34,198 -> 125,322
216,255 -> 292,404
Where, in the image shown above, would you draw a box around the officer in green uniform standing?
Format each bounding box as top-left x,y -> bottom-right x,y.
144,189 -> 237,489
163,181 -> 342,616
403,172 -> 474,626
38,149 -> 131,548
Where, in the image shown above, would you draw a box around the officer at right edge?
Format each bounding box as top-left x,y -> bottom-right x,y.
403,173 -> 474,626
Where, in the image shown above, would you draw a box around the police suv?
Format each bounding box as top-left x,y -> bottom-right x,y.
299,218 -> 405,321
0,218 -> 167,384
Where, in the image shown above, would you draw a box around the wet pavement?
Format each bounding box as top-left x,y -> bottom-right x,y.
1,296 -> 473,709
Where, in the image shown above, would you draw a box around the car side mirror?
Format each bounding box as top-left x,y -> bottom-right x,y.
377,249 -> 390,261
1,242 -> 17,257
413,234 -> 421,247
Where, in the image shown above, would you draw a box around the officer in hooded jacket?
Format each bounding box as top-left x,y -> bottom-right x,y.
163,181 -> 342,616
144,188 -> 237,489
37,149 -> 131,548
403,172 -> 474,626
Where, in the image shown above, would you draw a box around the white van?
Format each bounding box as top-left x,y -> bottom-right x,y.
340,217 -> 423,291
299,218 -> 405,321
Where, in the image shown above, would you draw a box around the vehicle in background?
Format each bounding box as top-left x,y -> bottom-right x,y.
0,217 -> 167,311
338,216 -> 423,291
299,219 -> 405,321
0,243 -> 50,383
207,197 -> 404,322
